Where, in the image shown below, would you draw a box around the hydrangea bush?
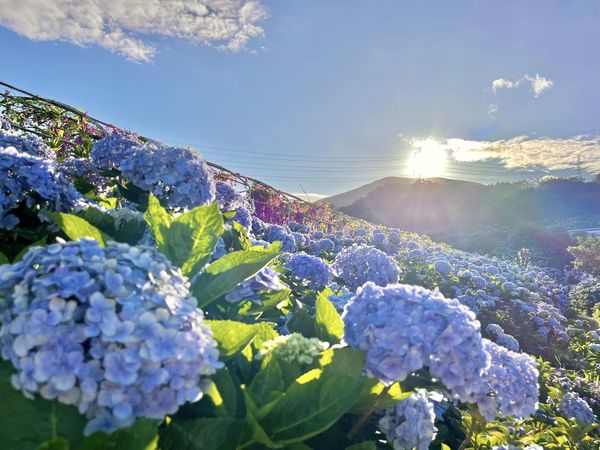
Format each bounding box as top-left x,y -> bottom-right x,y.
0,125 -> 598,449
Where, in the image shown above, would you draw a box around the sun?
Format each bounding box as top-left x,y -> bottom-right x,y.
406,138 -> 448,178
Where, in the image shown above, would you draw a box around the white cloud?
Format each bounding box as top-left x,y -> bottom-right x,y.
492,78 -> 521,93
490,73 -> 553,97
438,136 -> 600,173
525,74 -> 554,97
0,0 -> 268,62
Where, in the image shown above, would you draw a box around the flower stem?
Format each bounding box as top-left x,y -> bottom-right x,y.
347,384 -> 393,440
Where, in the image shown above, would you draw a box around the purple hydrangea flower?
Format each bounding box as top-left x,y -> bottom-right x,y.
378,389 -> 437,450
224,267 -> 286,304
559,392 -> 596,425
284,252 -> 332,288
117,142 -> 215,209
0,129 -> 55,159
332,245 -> 400,290
0,240 -> 221,435
0,146 -> 85,229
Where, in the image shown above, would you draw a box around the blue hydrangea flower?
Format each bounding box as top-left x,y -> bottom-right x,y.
0,129 -> 55,159
332,245 -> 400,290
59,157 -> 109,195
0,240 -> 221,435
224,267 -> 286,304
559,392 -> 597,425
231,205 -> 253,230
434,260 -> 452,275
473,339 -> 539,421
117,142 -> 216,209
378,389 -> 437,450
91,134 -> 139,170
342,282 -> 490,401
215,182 -> 245,211
0,146 -> 86,229
308,238 -> 335,256
284,252 -> 332,288
265,225 -> 295,252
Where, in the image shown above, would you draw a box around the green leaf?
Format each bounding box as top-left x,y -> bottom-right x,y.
349,381 -> 409,414
315,289 -> 344,344
0,362 -> 87,450
286,309 -> 316,338
259,349 -> 366,445
159,418 -> 243,450
37,437 -> 70,450
76,208 -> 116,236
50,213 -> 110,247
208,368 -> 240,418
207,320 -> 275,360
0,251 -> 8,265
192,247 -> 280,308
242,391 -> 280,449
144,194 -> 172,252
248,355 -> 284,410
170,203 -> 224,276
113,218 -> 146,245
76,419 -> 159,450
345,442 -> 376,450
231,221 -> 253,251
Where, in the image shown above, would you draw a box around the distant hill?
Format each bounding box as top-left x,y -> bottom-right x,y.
321,177 -> 478,208
321,176 -> 600,236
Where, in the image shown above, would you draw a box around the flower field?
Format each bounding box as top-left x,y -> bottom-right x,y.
0,93 -> 599,449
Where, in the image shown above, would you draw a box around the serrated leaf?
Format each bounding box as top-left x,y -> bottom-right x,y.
207,320 -> 274,360
159,418 -> 243,450
259,348 -> 366,445
76,419 -> 159,450
192,247 -> 280,307
248,355 -> 284,410
144,194 -> 172,252
50,213 -> 110,247
315,289 -> 344,344
170,203 -> 224,276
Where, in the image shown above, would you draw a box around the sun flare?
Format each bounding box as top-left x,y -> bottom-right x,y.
406,138 -> 448,178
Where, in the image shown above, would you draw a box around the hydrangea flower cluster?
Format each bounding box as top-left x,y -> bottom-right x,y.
342,283 -> 490,401
332,245 -> 400,290
434,259 -> 452,275
308,238 -> 335,255
0,239 -> 222,435
90,134 -> 139,170
1,146 -> 85,229
117,142 -> 216,209
60,157 -> 109,195
257,333 -> 329,365
215,182 -> 245,212
378,389 -> 437,450
284,252 -> 332,288
559,392 -> 597,425
224,267 -> 286,304
0,129 -> 55,159
265,225 -> 296,252
231,205 -> 253,230
485,323 -> 520,352
473,339 -> 539,420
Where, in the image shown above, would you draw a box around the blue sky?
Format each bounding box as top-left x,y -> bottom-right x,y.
1,0 -> 600,197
